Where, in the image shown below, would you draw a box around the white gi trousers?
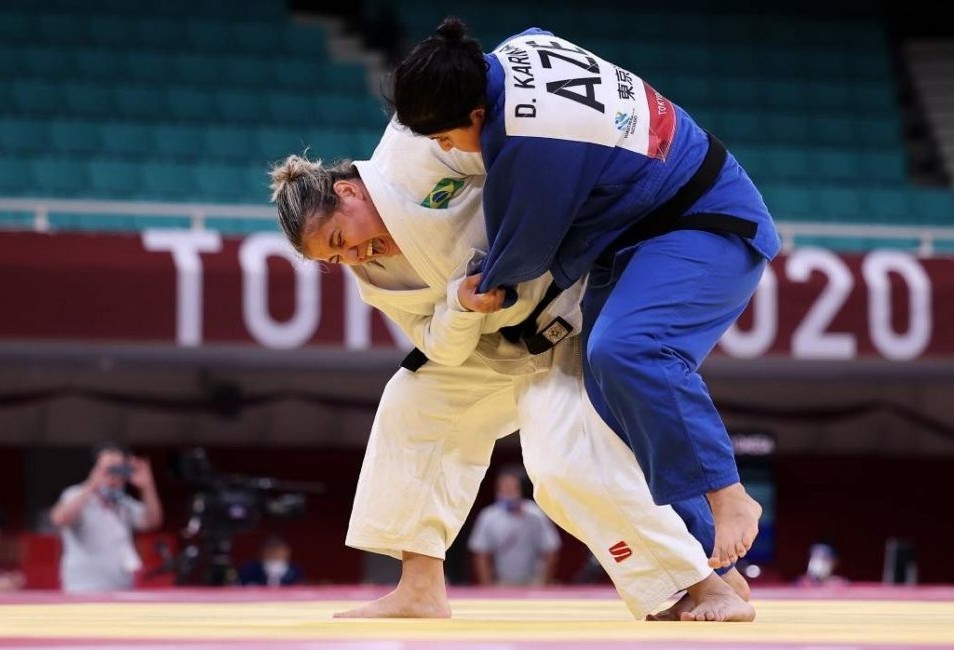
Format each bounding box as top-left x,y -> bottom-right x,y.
346,336 -> 712,619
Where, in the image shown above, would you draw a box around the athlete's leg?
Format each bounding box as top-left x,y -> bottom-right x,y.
515,338 -> 752,621
584,230 -> 765,568
338,357 -> 517,618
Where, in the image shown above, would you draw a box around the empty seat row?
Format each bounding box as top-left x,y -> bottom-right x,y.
0,48 -> 361,93
0,12 -> 319,54
0,119 -> 382,163
697,111 -> 902,150
653,75 -> 897,117
733,146 -> 908,186
0,157 -> 277,204
760,183 -> 954,226
398,2 -> 888,49
3,82 -> 390,128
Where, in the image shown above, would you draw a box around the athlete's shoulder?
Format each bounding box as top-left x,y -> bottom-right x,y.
494,27 -> 554,49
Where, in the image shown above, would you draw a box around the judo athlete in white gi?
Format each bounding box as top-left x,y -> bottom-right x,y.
390,20 -> 781,615
268,118 -> 754,622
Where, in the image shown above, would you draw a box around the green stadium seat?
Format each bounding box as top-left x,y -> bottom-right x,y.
0,156 -> 34,194
75,50 -> 127,81
87,160 -> 144,198
123,52 -> 177,84
166,88 -> 217,121
0,119 -> 51,155
36,13 -> 87,47
910,188 -> 954,226
174,53 -> 223,85
86,16 -> 140,49
814,149 -> 863,184
184,20 -> 233,53
224,56 -> 274,88
21,46 -> 73,79
12,81 -> 64,116
213,90 -> 268,124
49,120 -> 102,155
203,126 -> 258,161
100,123 -> 155,157
194,163 -> 249,202
63,82 -> 116,118
141,162 -> 200,201
862,187 -> 911,223
763,147 -> 813,183
759,184 -> 816,221
116,86 -> 168,120
859,150 -> 907,184
815,187 -> 866,222
0,12 -> 35,46
153,124 -> 206,160
30,157 -> 89,197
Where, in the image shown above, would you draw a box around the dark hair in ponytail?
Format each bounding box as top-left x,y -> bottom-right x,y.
389,16 -> 488,135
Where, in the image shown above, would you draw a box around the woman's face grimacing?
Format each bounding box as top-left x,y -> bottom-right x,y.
301,179 -> 400,266
428,108 -> 485,153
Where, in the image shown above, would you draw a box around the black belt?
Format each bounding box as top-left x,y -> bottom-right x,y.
595,132 -> 757,267
402,132 -> 756,373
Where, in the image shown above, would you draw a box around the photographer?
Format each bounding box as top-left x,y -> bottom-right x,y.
50,442 -> 163,593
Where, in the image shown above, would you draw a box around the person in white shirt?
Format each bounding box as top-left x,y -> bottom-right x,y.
468,469 -> 561,586
49,442 -> 163,593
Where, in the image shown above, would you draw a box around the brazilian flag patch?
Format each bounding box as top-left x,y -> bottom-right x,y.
421,177 -> 465,209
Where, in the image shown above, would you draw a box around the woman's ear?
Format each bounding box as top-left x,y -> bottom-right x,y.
333,180 -> 359,198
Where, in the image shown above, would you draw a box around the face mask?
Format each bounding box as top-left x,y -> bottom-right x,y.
264,559 -> 289,579
807,556 -> 833,580
496,497 -> 520,513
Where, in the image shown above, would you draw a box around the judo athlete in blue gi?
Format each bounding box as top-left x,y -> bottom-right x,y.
389,18 -> 782,618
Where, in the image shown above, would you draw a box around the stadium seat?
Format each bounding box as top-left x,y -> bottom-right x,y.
49,120 -> 102,155
152,124 -> 208,161
29,158 -> 90,197
100,123 -> 155,157
87,160 -> 144,198
140,162 -> 200,201
0,119 -> 51,155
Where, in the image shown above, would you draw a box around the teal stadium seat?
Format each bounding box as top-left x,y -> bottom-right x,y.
910,189 -> 954,226
213,90 -> 268,124
100,123 -> 155,158
166,87 -> 218,121
75,50 -> 127,82
30,158 -> 89,197
141,162 -> 200,201
0,12 -> 34,46
153,124 -> 207,161
86,16 -> 139,50
116,86 -> 169,120
815,187 -> 866,222
123,52 -> 177,84
63,82 -> 116,119
12,81 -> 63,117
21,46 -> 73,79
87,160 -> 144,198
0,157 -> 34,195
0,119 -> 51,155
859,151 -> 907,185
36,13 -> 87,47
194,164 -> 250,202
204,126 -> 258,162
759,184 -> 816,221
814,149 -> 863,184
50,120 -> 102,155
184,21 -> 233,53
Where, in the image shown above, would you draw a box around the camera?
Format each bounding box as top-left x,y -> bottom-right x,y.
167,447 -> 323,586
107,463 -> 133,478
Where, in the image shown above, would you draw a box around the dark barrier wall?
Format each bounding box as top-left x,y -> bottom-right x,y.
2,445 -> 953,587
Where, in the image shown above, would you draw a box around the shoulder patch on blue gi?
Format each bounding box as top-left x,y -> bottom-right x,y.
421,177 -> 466,209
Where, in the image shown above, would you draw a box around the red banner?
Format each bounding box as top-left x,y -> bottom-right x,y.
1,231 -> 951,360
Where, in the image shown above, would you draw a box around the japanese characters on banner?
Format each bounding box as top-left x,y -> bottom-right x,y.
0,231 -> 950,360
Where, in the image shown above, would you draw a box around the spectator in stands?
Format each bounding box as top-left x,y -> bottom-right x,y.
468,468 -> 561,586
237,535 -> 304,587
50,442 -> 163,593
796,542 -> 849,587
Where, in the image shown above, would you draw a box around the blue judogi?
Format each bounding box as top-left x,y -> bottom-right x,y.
474,28 -> 782,558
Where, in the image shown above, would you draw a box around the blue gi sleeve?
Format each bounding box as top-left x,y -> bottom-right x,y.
477,136 -> 614,294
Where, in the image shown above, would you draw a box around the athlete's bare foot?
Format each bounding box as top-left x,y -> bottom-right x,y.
646,567 -> 751,621
681,571 -> 755,622
707,483 -> 762,568
332,586 -> 451,619
333,552 -> 451,619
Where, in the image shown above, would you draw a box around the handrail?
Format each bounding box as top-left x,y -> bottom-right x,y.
2,197 -> 954,256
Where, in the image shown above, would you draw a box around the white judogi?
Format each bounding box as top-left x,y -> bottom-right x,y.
343,119 -> 712,618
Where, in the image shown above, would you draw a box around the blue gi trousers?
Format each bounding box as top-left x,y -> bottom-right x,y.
582,229 -> 766,559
